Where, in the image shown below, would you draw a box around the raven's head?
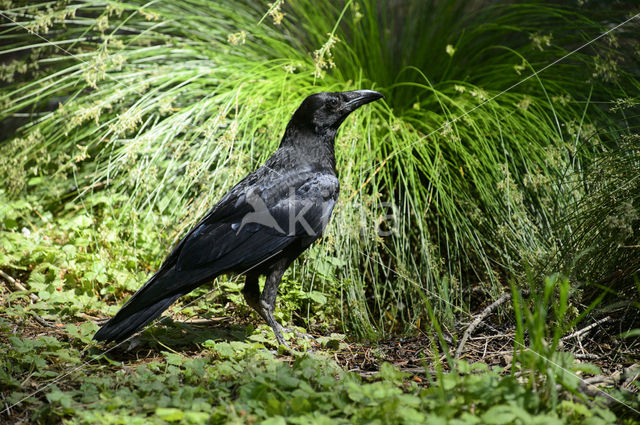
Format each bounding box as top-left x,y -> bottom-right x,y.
290,90 -> 384,135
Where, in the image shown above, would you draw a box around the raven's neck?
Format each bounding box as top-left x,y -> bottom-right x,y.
278,125 -> 336,173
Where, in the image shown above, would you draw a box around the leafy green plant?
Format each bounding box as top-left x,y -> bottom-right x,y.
0,329 -> 624,424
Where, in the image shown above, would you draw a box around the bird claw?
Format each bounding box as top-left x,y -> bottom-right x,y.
125,336 -> 141,352
271,325 -> 289,348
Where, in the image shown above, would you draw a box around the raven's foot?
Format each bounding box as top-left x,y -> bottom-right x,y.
259,301 -> 289,348
271,325 -> 289,348
242,289 -> 290,347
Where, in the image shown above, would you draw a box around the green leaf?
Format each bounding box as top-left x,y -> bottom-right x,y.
481,405 -> 517,424
378,362 -> 411,385
212,342 -> 235,359
155,407 -> 185,422
164,352 -> 186,366
317,333 -> 346,349
184,411 -> 211,424
306,291 -> 327,305
620,329 -> 640,339
261,416 -> 286,425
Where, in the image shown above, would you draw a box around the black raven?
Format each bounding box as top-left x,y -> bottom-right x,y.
93,90 -> 383,346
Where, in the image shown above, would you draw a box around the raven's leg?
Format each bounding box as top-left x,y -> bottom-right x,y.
241,272 -> 265,320
260,264 -> 288,346
241,270 -> 287,346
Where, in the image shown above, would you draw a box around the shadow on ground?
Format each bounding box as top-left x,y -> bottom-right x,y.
89,318 -> 255,362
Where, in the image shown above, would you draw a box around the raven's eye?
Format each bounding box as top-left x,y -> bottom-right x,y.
329,98 -> 338,107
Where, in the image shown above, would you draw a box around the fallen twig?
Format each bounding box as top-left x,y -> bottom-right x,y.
456,292 -> 514,358
561,316 -> 611,341
0,269 -> 39,302
30,312 -> 60,328
623,365 -> 640,390
470,332 -> 516,340
351,367 -> 436,378
574,353 -> 600,360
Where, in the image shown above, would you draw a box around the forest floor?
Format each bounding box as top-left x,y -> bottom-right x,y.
2,289 -> 639,424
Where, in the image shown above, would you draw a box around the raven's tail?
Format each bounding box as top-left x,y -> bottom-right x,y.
93,292 -> 182,343
93,266 -> 197,343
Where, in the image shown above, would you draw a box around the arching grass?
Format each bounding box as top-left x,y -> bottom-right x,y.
1,0 -> 638,339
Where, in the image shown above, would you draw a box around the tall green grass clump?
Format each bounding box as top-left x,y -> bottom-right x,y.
1,0 -> 638,338
511,275 -> 602,408
554,137 -> 640,318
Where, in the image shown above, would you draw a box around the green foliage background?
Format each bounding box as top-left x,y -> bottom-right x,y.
1,0 -> 639,423
2,0 -> 638,336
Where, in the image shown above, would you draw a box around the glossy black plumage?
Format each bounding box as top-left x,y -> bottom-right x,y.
93,90 -> 383,345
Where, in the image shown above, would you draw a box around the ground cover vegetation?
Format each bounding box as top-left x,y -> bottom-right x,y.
0,0 -> 639,423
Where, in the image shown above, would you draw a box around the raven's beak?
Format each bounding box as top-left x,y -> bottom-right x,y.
343,90 -> 384,112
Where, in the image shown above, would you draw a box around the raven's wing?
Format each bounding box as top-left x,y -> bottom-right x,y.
175,168 -> 339,273
93,168 -> 339,343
